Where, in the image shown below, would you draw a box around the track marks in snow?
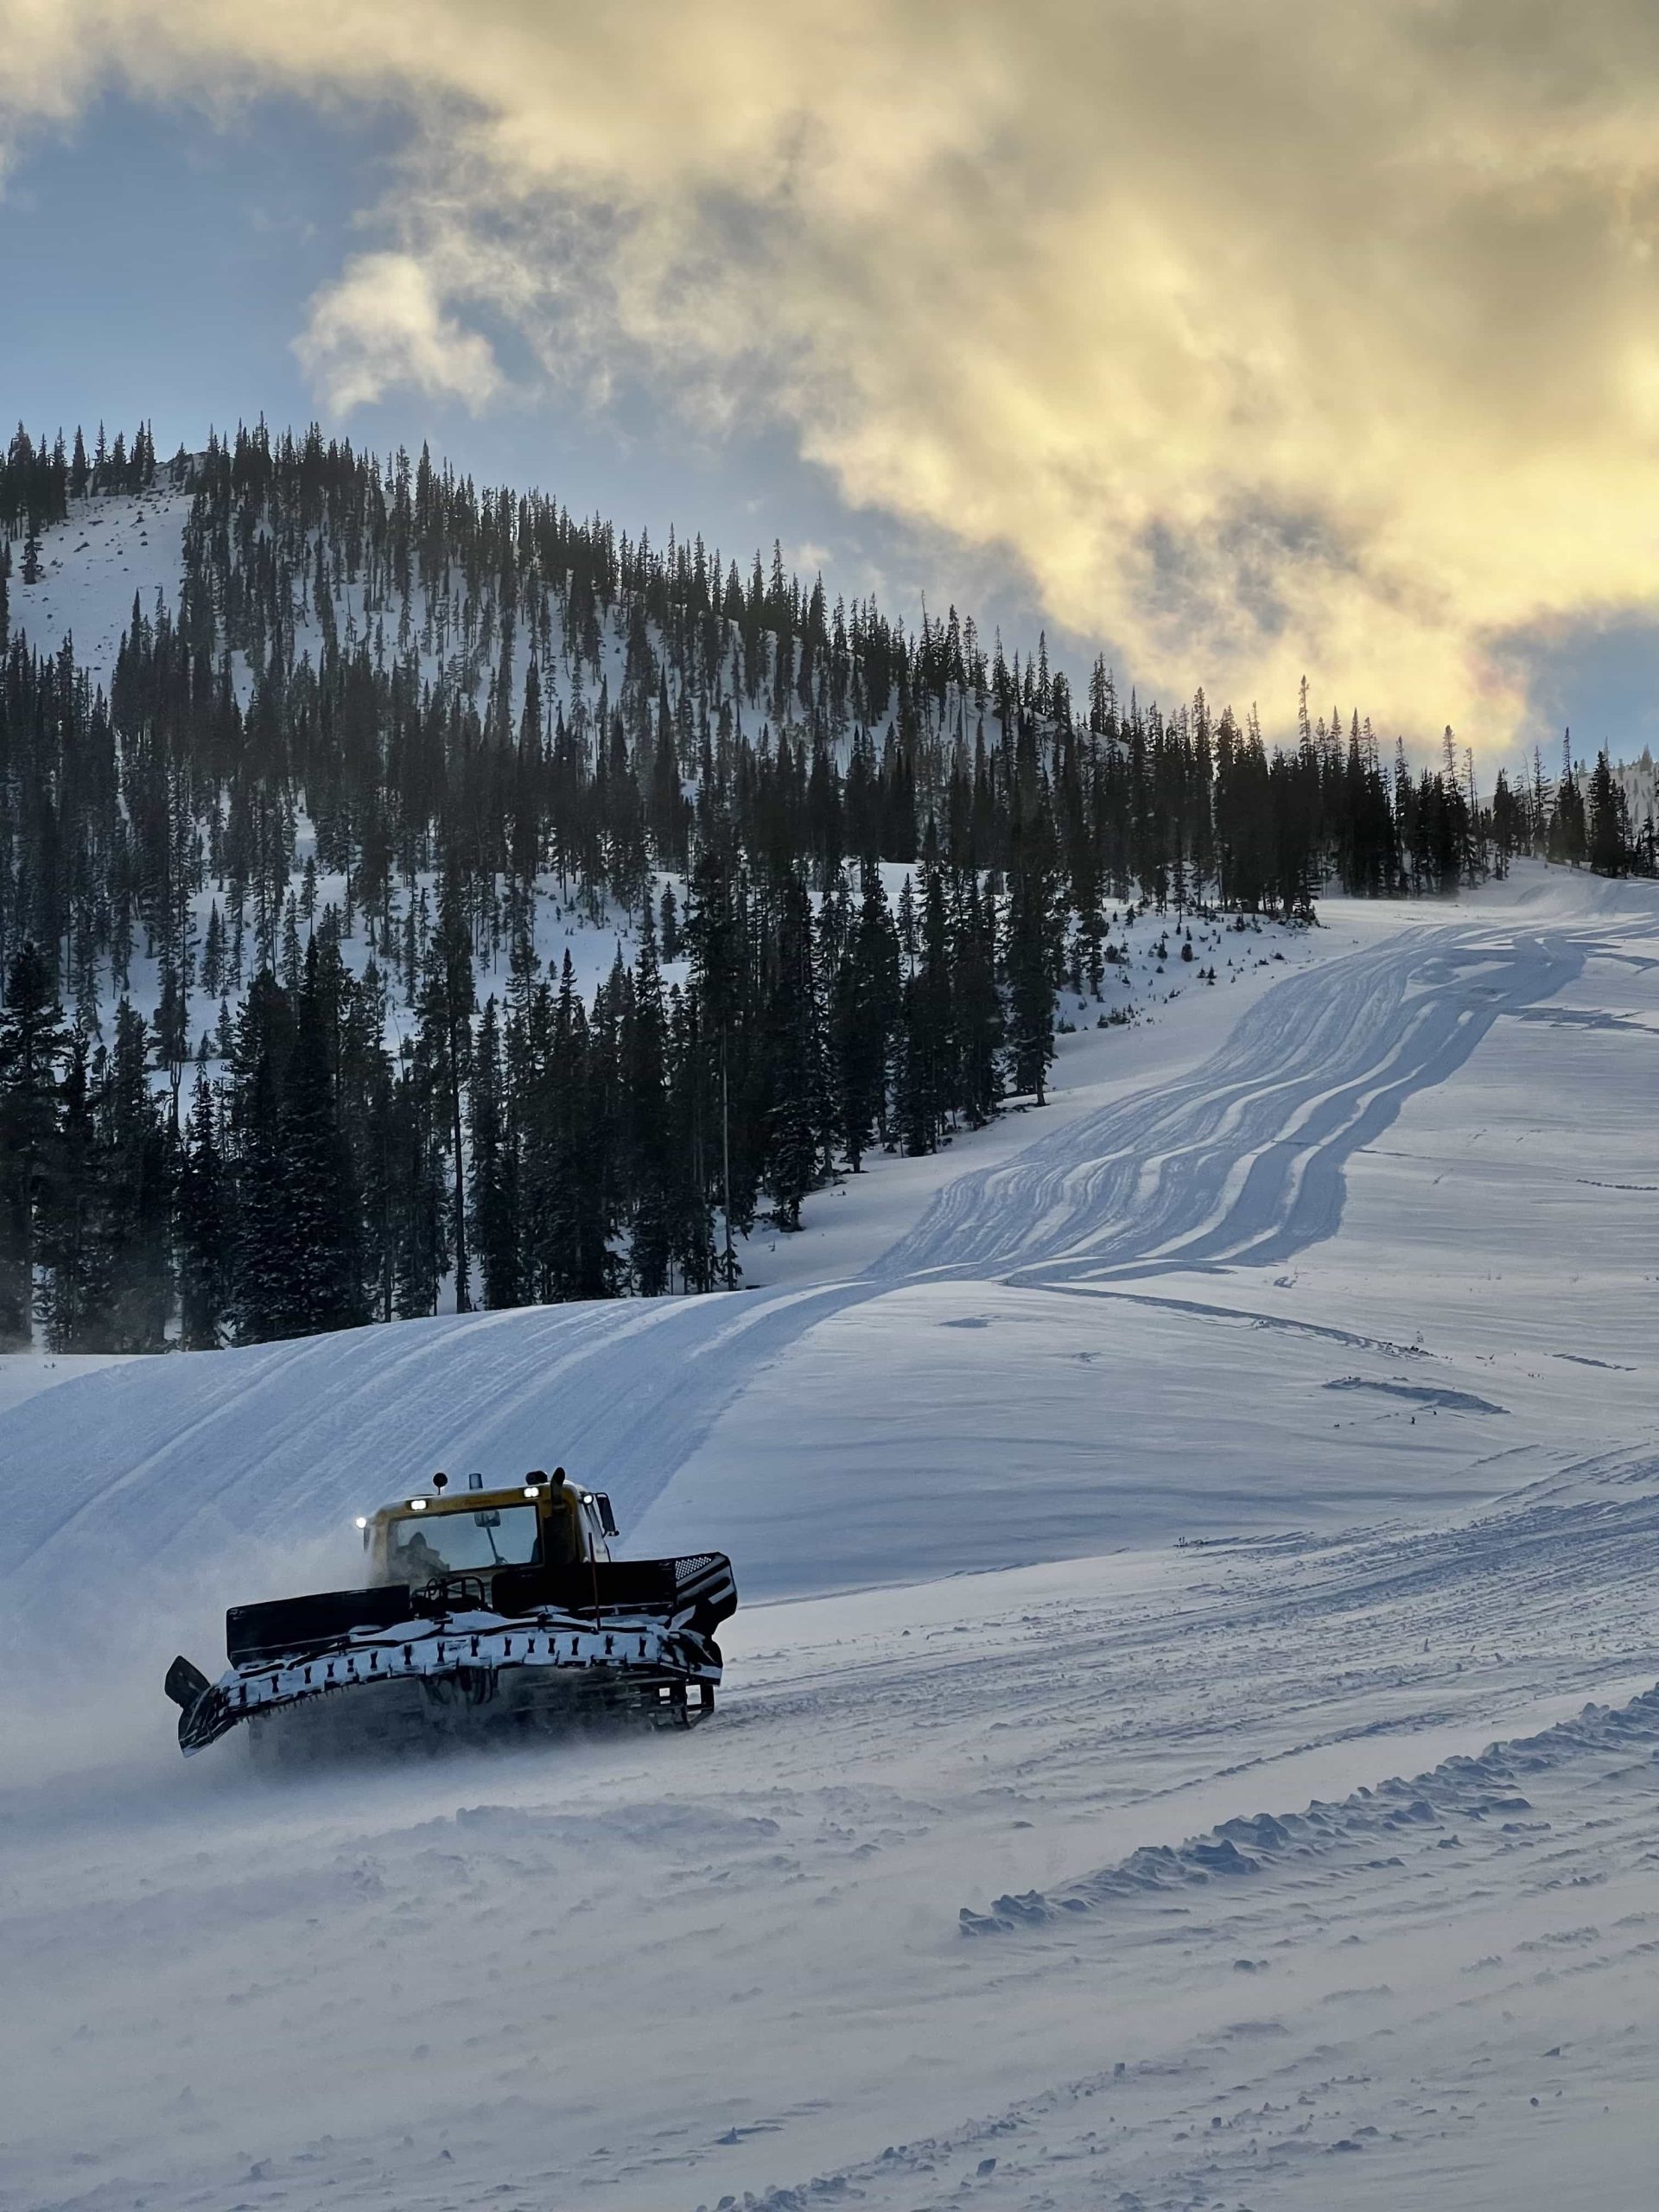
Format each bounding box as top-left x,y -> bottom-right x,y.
690,1638 -> 1659,2212
10,1456 -> 1659,2212
0,912 -> 1593,1631
1043,1283 -> 1436,1358
1323,1375 -> 1508,1414
0,1281 -> 871,1631
878,929 -> 1583,1286
958,1683 -> 1659,1932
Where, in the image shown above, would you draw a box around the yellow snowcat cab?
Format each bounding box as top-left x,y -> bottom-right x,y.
163,1466 -> 735,1757
369,1467 -> 607,1591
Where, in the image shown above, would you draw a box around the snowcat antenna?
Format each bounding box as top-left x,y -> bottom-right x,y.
432,1471 -> 449,1493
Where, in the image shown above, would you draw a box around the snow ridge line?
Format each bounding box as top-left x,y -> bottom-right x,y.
0,1281 -> 869,1615
958,1681 -> 1659,1935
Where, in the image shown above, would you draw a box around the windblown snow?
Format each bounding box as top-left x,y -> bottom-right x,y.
5,505 -> 1659,2209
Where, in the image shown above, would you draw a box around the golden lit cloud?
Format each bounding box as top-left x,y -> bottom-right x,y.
7,0 -> 1659,742
296,251 -> 502,412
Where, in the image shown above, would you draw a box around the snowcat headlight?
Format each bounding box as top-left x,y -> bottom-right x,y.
523,1485 -> 540,1499
354,1516 -> 368,1529
408,1497 -> 426,1512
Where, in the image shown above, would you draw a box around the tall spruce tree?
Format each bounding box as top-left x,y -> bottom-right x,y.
274,940 -> 366,1338
624,917 -> 676,1291
102,1001 -> 173,1351
1004,793 -> 1059,1105
833,862 -> 899,1171
419,861 -> 475,1312
953,876 -> 1003,1128
232,1007 -> 291,1344
468,995 -> 518,1308
0,944 -> 68,1346
1587,752 -> 1627,876
35,1035 -> 111,1351
765,875 -> 826,1228
176,1069 -> 229,1350
898,864 -> 955,1154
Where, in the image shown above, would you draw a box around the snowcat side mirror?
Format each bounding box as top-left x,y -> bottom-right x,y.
594,1492 -> 619,1539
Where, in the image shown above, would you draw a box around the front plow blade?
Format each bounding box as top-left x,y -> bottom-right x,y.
164,1653 -> 241,1755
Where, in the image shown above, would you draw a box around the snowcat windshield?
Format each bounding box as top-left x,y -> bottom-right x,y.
386,1504 -> 541,1583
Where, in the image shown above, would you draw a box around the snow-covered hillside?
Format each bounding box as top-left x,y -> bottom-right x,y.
4,861 -> 1659,2211
5,486 -> 1285,1049
7,483 -> 677,1049
6,477 -> 1353,1327
7,485 -> 194,696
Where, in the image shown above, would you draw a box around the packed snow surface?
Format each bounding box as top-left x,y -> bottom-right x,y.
6,864 -> 1659,2211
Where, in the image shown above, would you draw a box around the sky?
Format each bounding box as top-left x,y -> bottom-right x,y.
4,2 -> 1659,770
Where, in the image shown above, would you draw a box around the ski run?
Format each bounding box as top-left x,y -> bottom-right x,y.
3,861 -> 1659,2212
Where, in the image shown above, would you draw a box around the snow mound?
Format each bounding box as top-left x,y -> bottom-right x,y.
961,1681 -> 1659,1932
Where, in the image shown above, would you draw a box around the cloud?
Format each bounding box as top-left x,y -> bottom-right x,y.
295,251 -> 502,412
7,0 -> 1659,742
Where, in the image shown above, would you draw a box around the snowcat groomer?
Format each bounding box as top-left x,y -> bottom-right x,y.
163,1467 -> 737,1756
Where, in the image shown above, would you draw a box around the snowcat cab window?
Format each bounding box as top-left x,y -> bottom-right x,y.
387,1503 -> 541,1583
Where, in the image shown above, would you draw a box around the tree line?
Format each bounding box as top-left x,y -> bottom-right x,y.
0,416 -> 1630,1351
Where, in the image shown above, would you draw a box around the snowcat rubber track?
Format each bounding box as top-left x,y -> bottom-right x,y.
166,1553 -> 736,1756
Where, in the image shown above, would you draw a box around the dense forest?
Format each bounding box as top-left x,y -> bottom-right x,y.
0,418 -> 1647,1352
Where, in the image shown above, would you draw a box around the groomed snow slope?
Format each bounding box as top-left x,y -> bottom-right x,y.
5,863 -> 1659,2212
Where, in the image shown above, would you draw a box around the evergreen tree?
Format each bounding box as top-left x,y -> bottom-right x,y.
102,1001 -> 173,1351
418,862 -> 476,1312
389,1061 -> 446,1319
765,876 -> 826,1228
231,995 -> 293,1344
954,877 -> 1003,1128
623,918 -> 675,1289
0,944 -> 68,1346
273,941 -> 366,1337
468,995 -> 518,1308
35,1036 -> 111,1351
664,981 -> 718,1288
898,866 -> 955,1154
1587,751 -> 1627,876
833,862 -> 899,1170
1004,796 -> 1059,1105
176,1070 -> 229,1349
1549,766 -> 1588,868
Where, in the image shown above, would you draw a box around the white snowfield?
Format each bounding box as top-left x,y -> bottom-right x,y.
5,863 -> 1659,2212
